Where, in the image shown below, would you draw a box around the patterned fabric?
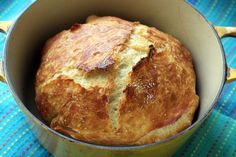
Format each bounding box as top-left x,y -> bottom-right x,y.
0,0 -> 235,156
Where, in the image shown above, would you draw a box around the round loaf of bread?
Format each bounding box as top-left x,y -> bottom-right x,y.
35,16 -> 199,145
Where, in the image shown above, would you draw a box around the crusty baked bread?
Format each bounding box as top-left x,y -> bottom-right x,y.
35,16 -> 199,145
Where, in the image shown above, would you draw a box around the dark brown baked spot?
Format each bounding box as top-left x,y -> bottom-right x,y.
148,45 -> 156,58
70,23 -> 81,32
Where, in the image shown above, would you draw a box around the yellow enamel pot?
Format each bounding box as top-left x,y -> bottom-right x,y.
0,0 -> 236,156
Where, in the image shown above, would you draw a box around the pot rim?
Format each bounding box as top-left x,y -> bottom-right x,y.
3,0 -> 226,150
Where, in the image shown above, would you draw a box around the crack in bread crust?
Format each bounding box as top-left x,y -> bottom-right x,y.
108,25 -> 153,129
37,67 -> 111,90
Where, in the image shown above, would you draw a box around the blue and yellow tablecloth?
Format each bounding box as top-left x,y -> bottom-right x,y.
0,0 -> 236,156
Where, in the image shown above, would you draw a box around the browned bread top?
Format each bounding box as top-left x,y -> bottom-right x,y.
35,16 -> 199,145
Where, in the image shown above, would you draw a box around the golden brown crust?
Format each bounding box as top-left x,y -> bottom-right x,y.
118,37 -> 199,143
35,16 -> 199,145
36,76 -> 109,123
36,16 -> 134,86
48,78 -> 114,143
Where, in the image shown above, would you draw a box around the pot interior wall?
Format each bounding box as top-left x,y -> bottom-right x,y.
6,0 -> 224,129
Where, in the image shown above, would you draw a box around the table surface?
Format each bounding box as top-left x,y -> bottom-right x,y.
0,0 -> 236,157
